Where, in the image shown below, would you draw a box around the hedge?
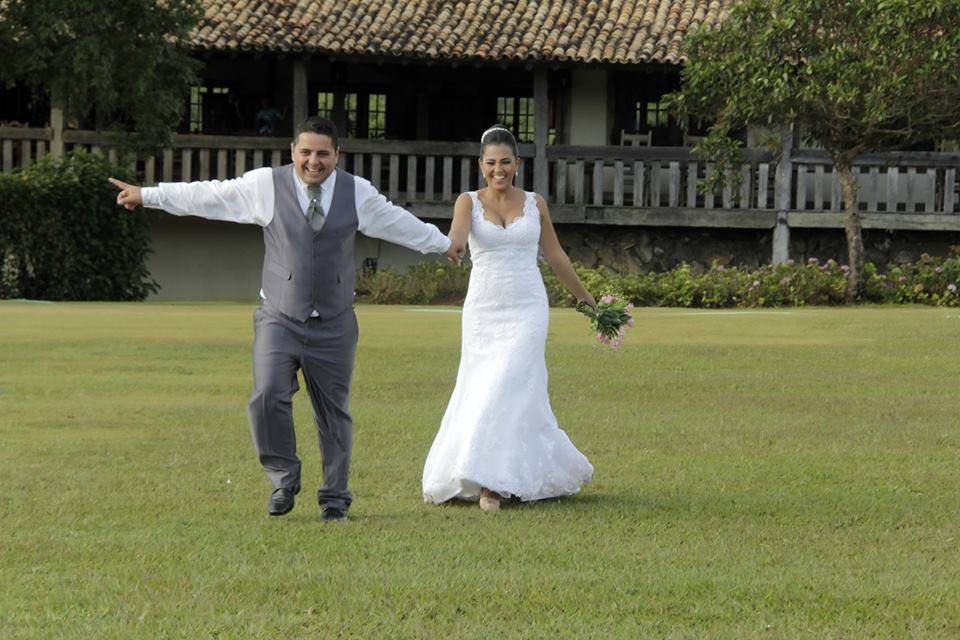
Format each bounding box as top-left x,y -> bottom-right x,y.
355,250 -> 960,308
0,150 -> 156,300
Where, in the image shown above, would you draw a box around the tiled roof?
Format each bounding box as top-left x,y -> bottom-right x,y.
190,0 -> 732,65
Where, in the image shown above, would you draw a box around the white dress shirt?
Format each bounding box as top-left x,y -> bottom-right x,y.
142,166 -> 450,314
141,167 -> 451,252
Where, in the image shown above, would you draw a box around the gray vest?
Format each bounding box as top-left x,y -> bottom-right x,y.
260,165 -> 358,322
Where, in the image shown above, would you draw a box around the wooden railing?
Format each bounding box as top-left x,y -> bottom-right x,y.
3,127 -> 959,229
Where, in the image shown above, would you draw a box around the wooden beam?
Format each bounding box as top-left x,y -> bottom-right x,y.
533,67 -> 549,196
788,211 -> 960,231
292,59 -> 308,135
551,206 -> 779,228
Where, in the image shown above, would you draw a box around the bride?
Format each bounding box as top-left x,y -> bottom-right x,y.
422,125 -> 596,512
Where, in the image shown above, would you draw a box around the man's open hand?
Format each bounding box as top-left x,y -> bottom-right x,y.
108,178 -> 143,210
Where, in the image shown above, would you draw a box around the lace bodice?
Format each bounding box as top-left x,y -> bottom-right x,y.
466,190 -> 541,270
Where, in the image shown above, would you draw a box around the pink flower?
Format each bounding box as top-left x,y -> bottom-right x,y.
717,265 -> 726,272
609,338 -> 621,348
808,257 -> 818,264
625,303 -> 634,313
601,294 -> 614,304
949,284 -> 957,293
840,265 -> 850,273
936,266 -> 944,273
752,280 -> 761,287
898,275 -> 907,283
618,327 -> 626,339
627,318 -> 635,328
826,258 -> 836,266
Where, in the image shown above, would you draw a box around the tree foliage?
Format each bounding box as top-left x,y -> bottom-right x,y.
673,0 -> 960,163
669,0 -> 960,298
0,0 -> 203,150
0,151 -> 157,300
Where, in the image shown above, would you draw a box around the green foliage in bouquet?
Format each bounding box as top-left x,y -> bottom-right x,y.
576,293 -> 634,347
0,150 -> 157,301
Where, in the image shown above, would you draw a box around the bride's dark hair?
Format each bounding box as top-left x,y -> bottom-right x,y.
480,125 -> 518,157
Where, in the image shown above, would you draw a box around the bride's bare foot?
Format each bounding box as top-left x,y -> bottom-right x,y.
479,488 -> 500,512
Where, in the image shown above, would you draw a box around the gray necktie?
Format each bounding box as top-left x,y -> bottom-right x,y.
306,185 -> 325,232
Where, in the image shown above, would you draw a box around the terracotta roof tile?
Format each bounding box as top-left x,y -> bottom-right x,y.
190,0 -> 732,65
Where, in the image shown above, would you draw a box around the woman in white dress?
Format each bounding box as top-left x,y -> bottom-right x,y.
422,126 -> 597,512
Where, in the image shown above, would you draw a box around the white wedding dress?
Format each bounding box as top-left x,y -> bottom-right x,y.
422,190 -> 593,503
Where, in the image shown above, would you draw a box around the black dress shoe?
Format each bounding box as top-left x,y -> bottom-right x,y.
320,507 -> 348,522
268,485 -> 301,516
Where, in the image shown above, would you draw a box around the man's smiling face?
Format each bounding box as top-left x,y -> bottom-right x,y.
291,132 -> 339,186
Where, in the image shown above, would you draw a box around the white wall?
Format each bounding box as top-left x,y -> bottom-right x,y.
567,70 -> 609,146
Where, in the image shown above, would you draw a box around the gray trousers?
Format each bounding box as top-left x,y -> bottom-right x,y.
247,304 -> 358,511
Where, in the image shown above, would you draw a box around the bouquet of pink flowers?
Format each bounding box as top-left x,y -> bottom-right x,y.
576,293 -> 635,348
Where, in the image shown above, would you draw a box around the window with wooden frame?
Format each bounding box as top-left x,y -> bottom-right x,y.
189,86 -> 229,134
495,96 -> 556,144
316,90 -> 387,139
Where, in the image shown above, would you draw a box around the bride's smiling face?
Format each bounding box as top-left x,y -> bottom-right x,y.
480,144 -> 519,191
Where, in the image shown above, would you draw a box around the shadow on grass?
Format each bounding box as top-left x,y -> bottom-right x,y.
251,487 -> 870,528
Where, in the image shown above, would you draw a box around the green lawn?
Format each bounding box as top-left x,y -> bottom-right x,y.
1,302 -> 959,638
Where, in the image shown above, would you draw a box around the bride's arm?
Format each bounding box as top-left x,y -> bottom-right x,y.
535,193 -> 597,310
448,192 -> 472,254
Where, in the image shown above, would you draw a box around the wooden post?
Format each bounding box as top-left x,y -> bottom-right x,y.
416,92 -> 429,141
772,128 -> 793,264
2,140 -> 12,172
556,159 -> 567,205
292,59 -> 308,135
50,90 -> 65,159
757,163 -> 769,209
945,168 -> 956,213
533,67 -> 549,197
442,156 -> 453,201
332,91 -> 347,138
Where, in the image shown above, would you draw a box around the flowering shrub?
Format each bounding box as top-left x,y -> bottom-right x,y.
867,251 -> 960,306
354,247 -> 960,308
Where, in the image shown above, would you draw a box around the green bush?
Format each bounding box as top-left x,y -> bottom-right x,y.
355,248 -> 960,308
0,150 -> 157,301
355,261 -> 471,305
867,251 -> 960,306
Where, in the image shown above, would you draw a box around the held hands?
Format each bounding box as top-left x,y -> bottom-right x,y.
443,239 -> 466,265
108,177 -> 143,210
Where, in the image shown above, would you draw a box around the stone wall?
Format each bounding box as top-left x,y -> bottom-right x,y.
554,225 -> 960,273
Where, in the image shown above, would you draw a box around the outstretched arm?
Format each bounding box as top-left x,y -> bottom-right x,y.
108,167 -> 274,226
355,178 -> 460,263
536,193 -> 597,310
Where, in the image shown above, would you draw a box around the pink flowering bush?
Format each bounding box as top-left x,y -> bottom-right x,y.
356,247 -> 960,308
867,250 -> 960,306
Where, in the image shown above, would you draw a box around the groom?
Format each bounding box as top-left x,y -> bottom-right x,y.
110,117 -> 463,521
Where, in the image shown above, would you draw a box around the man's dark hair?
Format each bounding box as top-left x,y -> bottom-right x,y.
295,116 -> 339,148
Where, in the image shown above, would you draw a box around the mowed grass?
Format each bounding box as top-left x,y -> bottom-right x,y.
1,302 -> 959,639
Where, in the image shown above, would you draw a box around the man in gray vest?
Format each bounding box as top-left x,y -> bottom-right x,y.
110,117 -> 462,521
